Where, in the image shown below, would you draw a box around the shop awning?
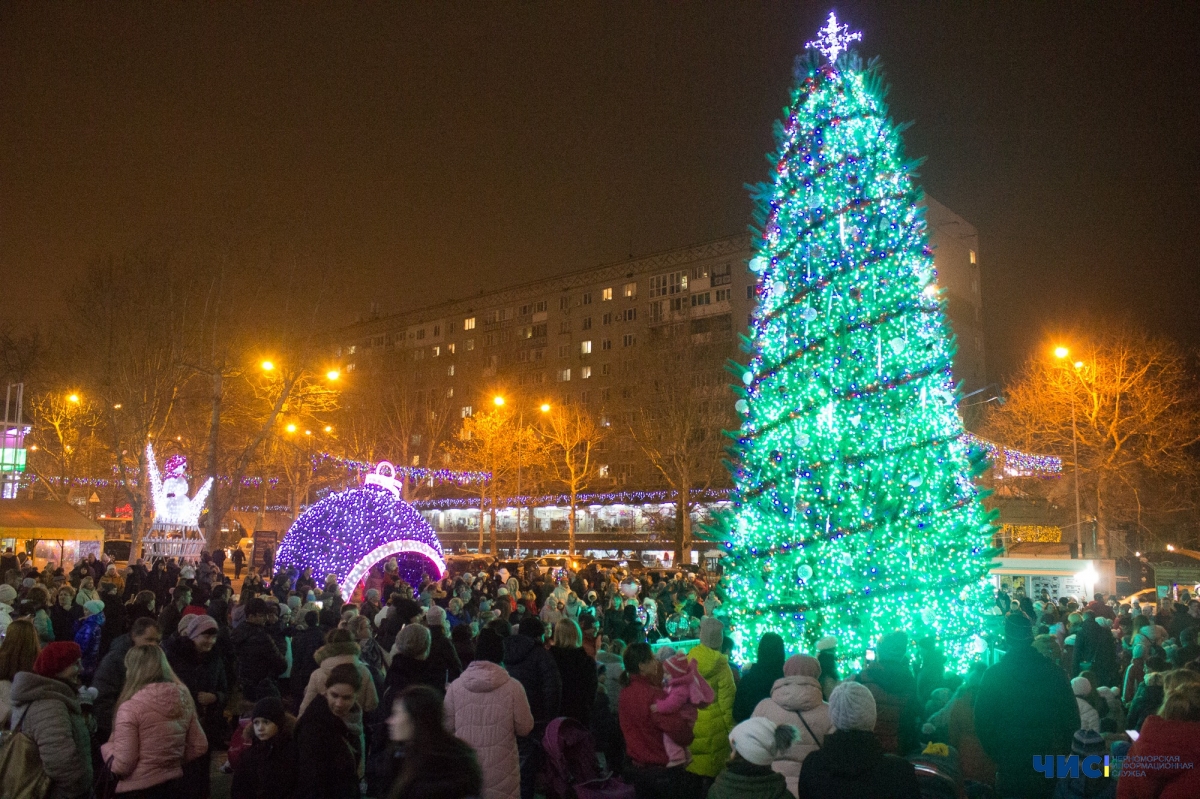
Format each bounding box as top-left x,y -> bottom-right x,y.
0,500 -> 105,542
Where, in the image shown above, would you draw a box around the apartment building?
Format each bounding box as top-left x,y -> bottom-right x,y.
338,199 -> 985,488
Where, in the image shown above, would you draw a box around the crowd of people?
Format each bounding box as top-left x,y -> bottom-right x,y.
0,545 -> 1198,799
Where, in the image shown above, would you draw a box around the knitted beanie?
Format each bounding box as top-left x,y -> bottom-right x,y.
251,696 -> 287,726
699,616 -> 724,650
728,717 -> 798,766
180,614 -> 218,641
83,600 -> 105,616
828,681 -> 877,732
1071,676 -> 1092,697
783,653 -> 821,679
0,584 -> 20,605
815,635 -> 837,652
33,642 -> 81,678
1072,728 -> 1105,757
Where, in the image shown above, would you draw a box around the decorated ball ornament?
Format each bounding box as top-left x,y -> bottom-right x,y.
276,461 -> 446,598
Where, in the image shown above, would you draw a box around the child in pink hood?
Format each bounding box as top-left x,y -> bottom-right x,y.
651,652 -> 714,767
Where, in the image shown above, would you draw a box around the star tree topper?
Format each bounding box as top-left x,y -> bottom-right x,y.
806,11 -> 862,65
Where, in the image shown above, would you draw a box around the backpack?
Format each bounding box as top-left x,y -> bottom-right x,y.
541,716 -> 634,799
0,704 -> 52,799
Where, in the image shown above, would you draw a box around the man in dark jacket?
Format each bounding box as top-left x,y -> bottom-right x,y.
1072,610 -> 1120,686
855,631 -> 922,756
91,617 -> 162,741
504,617 -> 562,799
796,681 -> 921,799
975,613 -> 1079,799
231,597 -> 288,701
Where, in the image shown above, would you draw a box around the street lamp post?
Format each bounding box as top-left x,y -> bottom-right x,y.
1056,347 -> 1085,557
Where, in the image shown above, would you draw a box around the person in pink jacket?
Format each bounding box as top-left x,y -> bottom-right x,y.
443,628 -> 534,799
751,653 -> 833,797
100,644 -> 208,797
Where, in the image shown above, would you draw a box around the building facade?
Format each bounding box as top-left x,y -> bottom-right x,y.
337,198 -> 985,490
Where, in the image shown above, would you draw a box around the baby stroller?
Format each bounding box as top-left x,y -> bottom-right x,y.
542,716 -> 635,799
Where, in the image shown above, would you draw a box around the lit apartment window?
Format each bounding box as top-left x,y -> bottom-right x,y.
446,387 -> 454,398
464,317 -> 476,330
602,287 -> 613,301
969,250 -> 977,264
432,345 -> 441,357
601,363 -> 611,376
447,342 -> 456,354
580,340 -> 592,354
447,364 -> 455,376
623,282 -> 637,299
581,366 -> 592,379
582,292 -> 592,305
465,338 -> 475,351
602,340 -> 612,351
557,368 -> 571,382
623,334 -> 635,347
346,363 -> 356,372
599,464 -> 610,477
461,405 -> 473,417
348,345 -> 356,354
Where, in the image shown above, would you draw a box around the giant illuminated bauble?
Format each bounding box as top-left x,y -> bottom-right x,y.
276,462 -> 446,597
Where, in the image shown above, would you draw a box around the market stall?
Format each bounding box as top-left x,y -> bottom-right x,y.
0,499 -> 105,569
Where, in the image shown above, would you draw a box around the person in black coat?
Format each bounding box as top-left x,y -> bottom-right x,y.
295,664 -> 364,799
385,624 -> 442,697
796,681 -> 922,799
420,606 -> 462,689
386,685 -> 482,799
1072,611 -> 1120,687
231,696 -> 299,799
733,632 -> 785,723
231,597 -> 289,701
549,619 -> 598,727
91,617 -> 162,742
164,616 -> 229,743
49,585 -> 83,643
290,611 -> 328,699
974,612 -> 1080,799
504,617 -> 562,799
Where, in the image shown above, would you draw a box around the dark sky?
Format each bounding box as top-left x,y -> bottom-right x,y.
3,2 -> 1198,380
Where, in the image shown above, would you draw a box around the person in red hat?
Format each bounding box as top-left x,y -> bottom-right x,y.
7,641 -> 93,798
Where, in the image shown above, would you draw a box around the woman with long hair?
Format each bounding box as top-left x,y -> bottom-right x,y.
100,644 -> 208,797
25,584 -> 55,644
126,590 -> 158,625
387,685 -> 481,799
75,575 -> 101,607
0,618 -> 41,725
295,662 -> 367,799
549,618 -> 598,726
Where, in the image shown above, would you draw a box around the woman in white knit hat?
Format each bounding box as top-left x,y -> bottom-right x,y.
706,717 -> 797,799
794,681 -> 921,798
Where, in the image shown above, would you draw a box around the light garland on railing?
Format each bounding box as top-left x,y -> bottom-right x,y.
962,432 -> 1061,477
310,452 -> 491,485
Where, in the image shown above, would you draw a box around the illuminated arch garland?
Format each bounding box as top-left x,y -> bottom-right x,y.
276,462 -> 446,597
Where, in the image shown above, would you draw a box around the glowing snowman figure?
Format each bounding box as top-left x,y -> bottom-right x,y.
147,443 -> 213,530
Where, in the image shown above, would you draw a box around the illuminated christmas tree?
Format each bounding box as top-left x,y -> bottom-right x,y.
718,14 -> 995,667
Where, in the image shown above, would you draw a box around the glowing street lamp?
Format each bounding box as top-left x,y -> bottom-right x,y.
324,425 -> 333,433
67,393 -> 80,404
1054,344 -> 1084,556
261,360 -> 275,372
540,403 -> 551,413
285,423 -> 297,433
326,370 -> 340,381
1054,346 -> 1069,360
493,395 -> 506,407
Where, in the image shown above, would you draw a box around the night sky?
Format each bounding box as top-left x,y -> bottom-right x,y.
2,2 -> 1197,380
